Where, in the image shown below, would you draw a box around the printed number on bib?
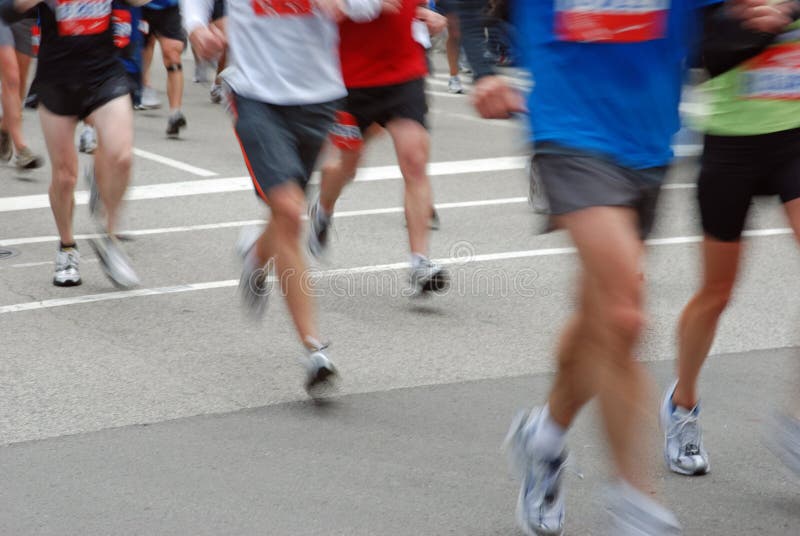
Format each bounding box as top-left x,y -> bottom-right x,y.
252,0 -> 312,17
56,0 -> 112,37
740,43 -> 800,100
554,0 -> 669,43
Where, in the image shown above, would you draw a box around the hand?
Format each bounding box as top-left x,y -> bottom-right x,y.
415,7 -> 446,35
382,0 -> 401,13
471,76 -> 526,119
728,0 -> 794,33
189,25 -> 226,61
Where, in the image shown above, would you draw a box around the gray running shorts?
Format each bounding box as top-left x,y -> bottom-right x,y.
232,92 -> 337,200
0,19 -> 13,48
11,19 -> 34,57
533,143 -> 667,239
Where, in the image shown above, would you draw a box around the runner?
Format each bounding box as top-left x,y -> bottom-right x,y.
308,1 -> 449,296
435,0 -> 464,93
457,0 -> 754,533
207,0 -> 226,104
1,0 -> 143,289
183,0 -> 392,395
141,0 -> 187,137
661,0 -> 800,479
0,14 -> 43,169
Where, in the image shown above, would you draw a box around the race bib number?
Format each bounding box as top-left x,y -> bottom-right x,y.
330,111 -> 364,151
554,0 -> 669,43
740,43 -> 800,100
55,0 -> 112,37
251,0 -> 312,17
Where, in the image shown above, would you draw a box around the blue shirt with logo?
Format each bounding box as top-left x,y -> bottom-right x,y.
513,0 -> 716,170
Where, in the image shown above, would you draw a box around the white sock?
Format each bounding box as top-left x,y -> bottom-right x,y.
411,253 -> 427,269
169,108 -> 181,117
527,404 -> 567,460
316,201 -> 331,223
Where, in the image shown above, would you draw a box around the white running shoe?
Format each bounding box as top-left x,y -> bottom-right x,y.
409,256 -> 449,295
236,227 -> 271,320
89,234 -> 140,289
303,338 -> 338,398
448,76 -> 464,94
140,86 -> 162,109
660,380 -> 710,476
210,84 -> 223,104
79,126 -> 97,154
53,247 -> 81,287
607,481 -> 682,536
504,409 -> 568,536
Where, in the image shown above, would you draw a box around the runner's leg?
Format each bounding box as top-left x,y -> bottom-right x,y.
88,94 -> 134,235
0,46 -> 26,151
160,36 -> 184,113
39,106 -> 79,245
319,147 -> 362,215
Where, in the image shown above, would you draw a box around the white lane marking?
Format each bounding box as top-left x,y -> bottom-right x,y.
0,197 -> 529,248
132,148 -> 218,177
0,156 -> 529,213
7,259 -> 99,269
0,227 -> 793,315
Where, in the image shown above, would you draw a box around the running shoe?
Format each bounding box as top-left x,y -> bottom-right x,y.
237,227 -> 271,319
504,409 -> 568,536
89,234 -> 140,289
166,111 -> 187,138
193,61 -> 210,84
308,199 -> 331,259
0,130 -> 12,162
448,76 -> 464,94
410,256 -> 449,295
140,86 -> 162,109
53,246 -> 81,287
15,147 -> 44,170
660,380 -> 710,476
23,92 -> 38,110
766,412 -> 800,478
79,126 -> 98,154
84,164 -> 101,218
607,481 -> 682,536
210,84 -> 223,104
303,338 -> 338,398
430,208 -> 441,230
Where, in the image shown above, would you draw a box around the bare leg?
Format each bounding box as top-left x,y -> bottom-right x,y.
159,37 -> 185,112
318,147 -> 362,215
672,238 -> 741,409
0,46 -> 27,151
15,50 -> 31,101
39,106 -> 79,244
87,95 -> 134,235
445,14 -> 461,77
385,118 -> 432,256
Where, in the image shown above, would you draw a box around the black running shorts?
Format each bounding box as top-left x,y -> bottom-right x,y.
142,5 -> 186,43
331,78 -> 428,151
232,93 -> 337,200
698,127 -> 800,242
533,143 -> 666,239
37,74 -> 132,120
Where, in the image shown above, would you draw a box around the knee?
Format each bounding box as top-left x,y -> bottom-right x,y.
269,195 -> 304,240
111,147 -> 133,173
398,148 -> 428,184
51,166 -> 78,193
3,73 -> 20,94
698,283 -> 734,316
601,302 -> 646,348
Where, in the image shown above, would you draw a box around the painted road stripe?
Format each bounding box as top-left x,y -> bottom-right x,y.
0,227 -> 792,315
133,148 -> 218,177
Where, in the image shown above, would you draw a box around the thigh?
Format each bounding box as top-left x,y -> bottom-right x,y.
0,45 -> 18,84
38,105 -> 79,173
233,94 -> 306,200
88,94 -> 134,154
385,117 -> 430,169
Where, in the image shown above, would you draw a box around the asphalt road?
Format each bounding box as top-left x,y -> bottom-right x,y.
1,54 -> 798,535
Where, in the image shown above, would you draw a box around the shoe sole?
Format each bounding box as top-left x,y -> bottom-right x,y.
305,366 -> 338,399
53,278 -> 82,287
659,381 -> 710,476
418,271 -> 450,294
515,488 -> 563,536
167,118 -> 188,139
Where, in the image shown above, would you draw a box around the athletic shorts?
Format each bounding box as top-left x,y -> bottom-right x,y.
0,19 -> 13,47
232,92 -> 337,199
211,0 -> 226,21
330,78 -> 427,151
142,5 -> 186,43
533,143 -> 666,239
11,19 -> 34,56
37,74 -> 131,120
699,127 -> 800,242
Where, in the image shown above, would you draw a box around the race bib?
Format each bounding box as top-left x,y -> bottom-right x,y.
554,0 -> 669,43
251,0 -> 312,17
740,43 -> 800,100
55,0 -> 112,37
330,111 -> 364,151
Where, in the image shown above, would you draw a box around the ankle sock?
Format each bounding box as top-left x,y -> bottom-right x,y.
528,404 -> 567,459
